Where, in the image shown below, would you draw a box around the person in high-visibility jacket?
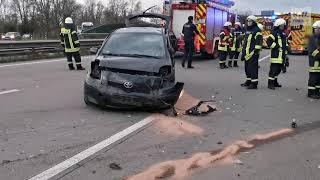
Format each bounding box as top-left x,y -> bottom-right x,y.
60,17 -> 85,70
229,22 -> 244,67
266,18 -> 287,90
218,22 -> 232,69
307,21 -> 320,99
282,27 -> 291,73
240,15 -> 263,89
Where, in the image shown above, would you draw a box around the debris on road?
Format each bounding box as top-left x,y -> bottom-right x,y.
234,159 -> 244,165
109,163 -> 122,170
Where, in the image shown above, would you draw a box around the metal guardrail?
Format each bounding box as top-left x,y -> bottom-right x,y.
0,39 -> 105,57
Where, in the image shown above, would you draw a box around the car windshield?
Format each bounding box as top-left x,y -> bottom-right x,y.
101,33 -> 166,58
5,32 -> 15,36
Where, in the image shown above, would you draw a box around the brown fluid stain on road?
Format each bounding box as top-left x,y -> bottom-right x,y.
125,128 -> 294,180
151,114 -> 204,136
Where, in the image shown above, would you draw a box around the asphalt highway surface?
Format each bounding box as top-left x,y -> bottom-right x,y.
0,50 -> 319,180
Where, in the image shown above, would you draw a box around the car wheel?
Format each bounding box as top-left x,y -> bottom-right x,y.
84,96 -> 90,105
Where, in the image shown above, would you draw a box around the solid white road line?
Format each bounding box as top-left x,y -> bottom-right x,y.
29,90 -> 185,180
0,89 -> 20,95
28,116 -> 154,180
0,59 -> 64,68
0,56 -> 93,68
259,55 -> 271,62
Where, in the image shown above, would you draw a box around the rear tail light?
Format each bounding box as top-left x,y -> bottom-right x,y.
90,60 -> 101,79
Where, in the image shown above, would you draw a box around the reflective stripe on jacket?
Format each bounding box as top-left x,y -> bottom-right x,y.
242,25 -> 263,61
60,28 -> 80,53
218,28 -> 231,52
308,35 -> 320,72
267,29 -> 287,64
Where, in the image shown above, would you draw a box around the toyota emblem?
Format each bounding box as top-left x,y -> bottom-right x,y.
123,81 -> 133,89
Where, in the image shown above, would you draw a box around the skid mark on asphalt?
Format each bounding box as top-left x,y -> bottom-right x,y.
0,89 -> 20,95
125,128 -> 294,180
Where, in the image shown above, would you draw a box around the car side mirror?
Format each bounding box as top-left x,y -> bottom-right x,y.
90,47 -> 98,55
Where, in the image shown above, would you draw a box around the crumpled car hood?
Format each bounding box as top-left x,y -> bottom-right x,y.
97,56 -> 171,73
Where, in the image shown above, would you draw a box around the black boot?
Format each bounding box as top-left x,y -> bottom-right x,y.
268,80 -> 275,90
228,61 -> 233,67
233,61 -> 239,67
76,64 -> 85,70
68,64 -> 75,70
275,79 -> 282,88
220,63 -> 227,69
241,80 -> 251,87
308,89 -> 320,99
247,83 -> 257,89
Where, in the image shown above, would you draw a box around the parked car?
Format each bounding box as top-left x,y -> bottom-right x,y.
3,32 -> 22,40
84,13 -> 184,109
22,34 -> 32,40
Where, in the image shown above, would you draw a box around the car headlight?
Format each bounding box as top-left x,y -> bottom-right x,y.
1,35 -> 4,39
90,60 -> 101,79
159,66 -> 171,77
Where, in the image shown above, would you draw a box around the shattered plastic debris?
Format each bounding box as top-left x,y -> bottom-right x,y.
234,159 -> 244,165
109,163 -> 122,170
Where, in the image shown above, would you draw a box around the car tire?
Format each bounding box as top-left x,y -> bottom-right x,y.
84,96 -> 90,106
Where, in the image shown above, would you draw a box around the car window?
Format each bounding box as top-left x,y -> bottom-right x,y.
101,33 -> 166,58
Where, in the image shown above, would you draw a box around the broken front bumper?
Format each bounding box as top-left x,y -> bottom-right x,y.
84,72 -> 184,109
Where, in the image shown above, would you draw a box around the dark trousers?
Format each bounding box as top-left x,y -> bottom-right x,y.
268,63 -> 282,83
66,52 -> 82,66
219,50 -> 228,65
229,51 -> 240,60
308,72 -> 320,92
245,54 -> 259,85
183,41 -> 194,67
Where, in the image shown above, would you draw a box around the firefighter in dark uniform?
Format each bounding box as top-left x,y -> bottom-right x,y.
267,18 -> 287,90
307,21 -> 320,99
60,17 -> 85,70
241,15 -> 263,89
182,16 -> 199,69
218,22 -> 232,69
229,22 -> 243,67
282,27 -> 292,73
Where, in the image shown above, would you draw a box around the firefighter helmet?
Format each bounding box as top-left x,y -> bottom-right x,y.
258,23 -> 264,31
65,17 -> 73,24
313,21 -> 320,29
224,22 -> 232,27
274,18 -> 286,27
247,15 -> 257,22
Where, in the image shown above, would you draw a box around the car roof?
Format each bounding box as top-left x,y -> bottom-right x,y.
113,27 -> 164,35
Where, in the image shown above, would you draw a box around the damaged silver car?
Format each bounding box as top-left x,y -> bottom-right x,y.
84,13 -> 184,109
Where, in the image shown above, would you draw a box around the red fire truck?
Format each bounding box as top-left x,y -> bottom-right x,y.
168,0 -> 236,59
